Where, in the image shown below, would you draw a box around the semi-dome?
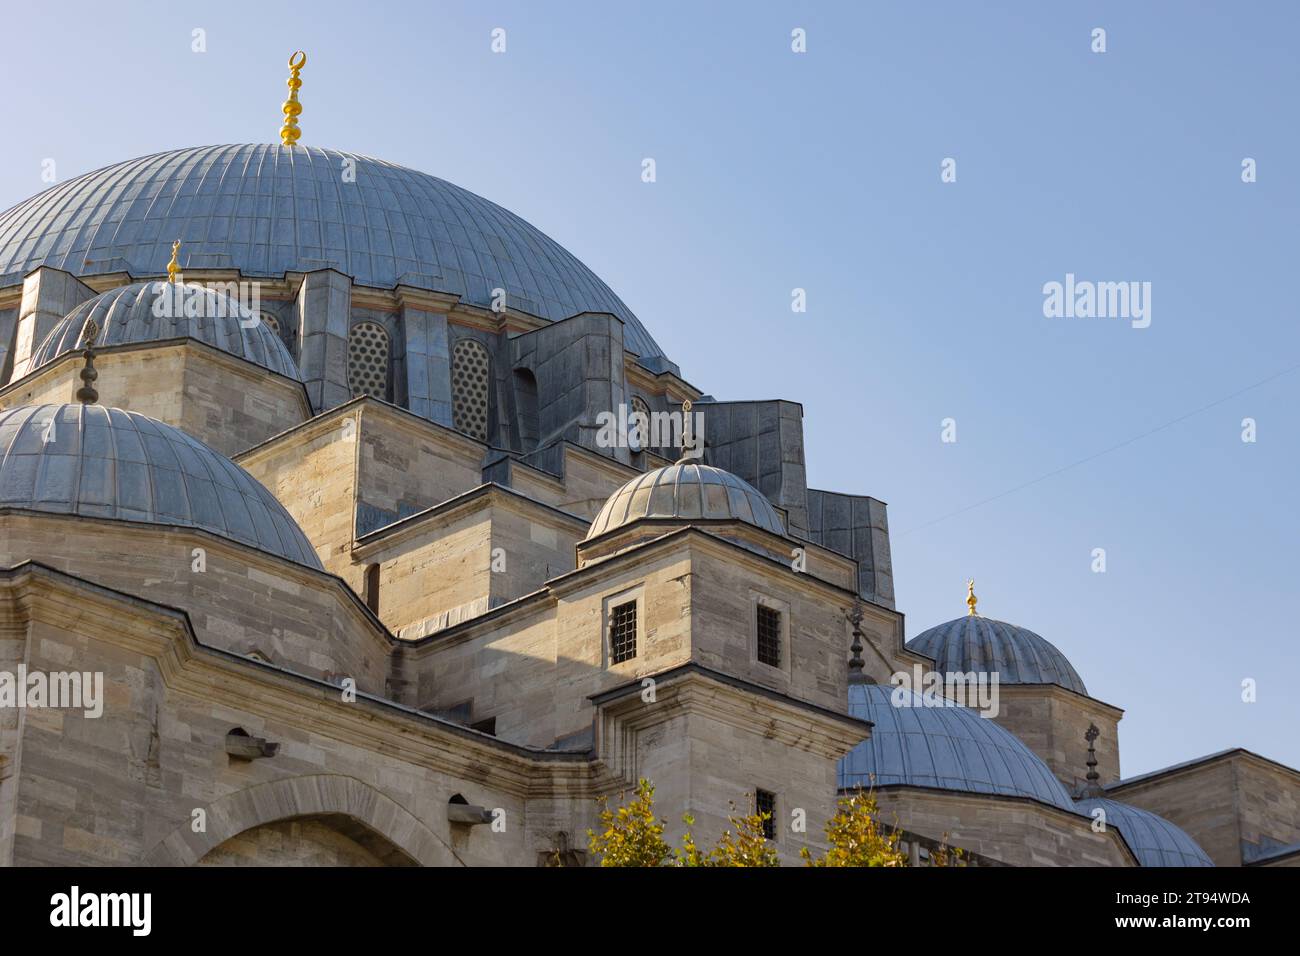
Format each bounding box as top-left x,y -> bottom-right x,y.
0,144 -> 670,367
19,281 -> 300,381
1074,796 -> 1213,866
840,681 -> 1075,810
587,461 -> 786,540
907,614 -> 1088,696
0,403 -> 321,569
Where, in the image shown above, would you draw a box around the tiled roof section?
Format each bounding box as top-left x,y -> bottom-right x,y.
0,144 -> 669,365
907,615 -> 1088,696
20,281 -> 300,380
586,462 -> 786,540
1073,797 -> 1214,866
0,403 -> 321,569
840,682 -> 1076,810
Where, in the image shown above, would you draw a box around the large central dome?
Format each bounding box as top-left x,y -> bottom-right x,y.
0,144 -> 668,365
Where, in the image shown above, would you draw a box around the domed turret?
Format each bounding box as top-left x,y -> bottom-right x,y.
19,281 -> 299,381
0,402 -> 321,569
586,461 -> 785,540
907,585 -> 1088,695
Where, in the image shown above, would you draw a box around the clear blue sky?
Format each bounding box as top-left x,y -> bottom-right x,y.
3,1 -> 1296,777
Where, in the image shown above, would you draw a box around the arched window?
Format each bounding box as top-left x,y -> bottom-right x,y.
348,321 -> 391,400
364,563 -> 381,615
513,367 -> 539,451
451,338 -> 491,441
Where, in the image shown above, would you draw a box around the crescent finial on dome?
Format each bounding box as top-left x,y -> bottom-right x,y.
166,239 -> 181,283
280,50 -> 307,146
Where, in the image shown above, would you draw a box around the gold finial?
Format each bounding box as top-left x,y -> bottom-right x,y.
966,579 -> 978,616
280,50 -> 307,146
166,239 -> 181,283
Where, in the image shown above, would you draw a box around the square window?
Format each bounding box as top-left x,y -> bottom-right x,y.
755,789 -> 776,840
756,605 -> 782,668
609,600 -> 637,664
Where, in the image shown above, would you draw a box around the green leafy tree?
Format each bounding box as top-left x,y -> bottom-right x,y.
802,787 -> 907,867
587,779 -> 674,867
677,805 -> 779,867
588,778 -> 956,868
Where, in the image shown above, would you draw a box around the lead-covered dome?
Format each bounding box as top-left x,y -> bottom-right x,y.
0,144 -> 669,366
0,403 -> 321,569
840,682 -> 1075,810
19,281 -> 300,381
907,614 -> 1088,696
587,461 -> 786,540
1074,796 -> 1213,866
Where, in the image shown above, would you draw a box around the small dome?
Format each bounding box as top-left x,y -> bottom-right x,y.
21,281 -> 300,381
586,462 -> 785,540
840,682 -> 1075,810
907,615 -> 1088,696
1074,797 -> 1213,866
0,403 -> 321,569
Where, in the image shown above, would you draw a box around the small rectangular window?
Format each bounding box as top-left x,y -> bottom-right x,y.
755,789 -> 776,840
756,605 -> 782,668
610,600 -> 638,664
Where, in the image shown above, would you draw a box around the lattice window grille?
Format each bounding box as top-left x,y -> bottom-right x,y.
451,338 -> 492,441
348,321 -> 390,400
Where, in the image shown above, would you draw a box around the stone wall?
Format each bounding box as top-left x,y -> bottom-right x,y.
407,530 -> 865,751
1110,751 -> 1300,866
352,403 -> 484,537
0,344 -> 310,458
873,789 -> 1135,866
238,411 -> 360,574
517,442 -> 641,520
0,512 -> 390,694
990,686 -> 1123,791
0,565 -> 603,867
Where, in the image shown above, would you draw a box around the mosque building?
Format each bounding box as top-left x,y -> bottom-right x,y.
0,54 -> 1295,867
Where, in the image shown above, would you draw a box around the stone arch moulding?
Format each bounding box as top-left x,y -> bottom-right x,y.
139,773 -> 463,867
